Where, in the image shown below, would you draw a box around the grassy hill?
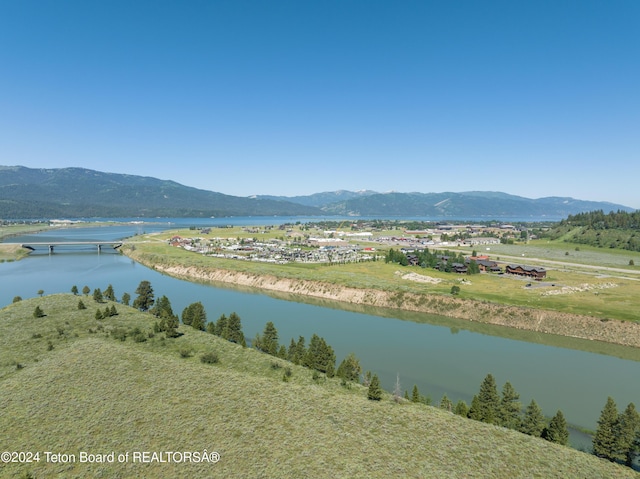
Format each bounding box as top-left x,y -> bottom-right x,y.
0,295 -> 635,478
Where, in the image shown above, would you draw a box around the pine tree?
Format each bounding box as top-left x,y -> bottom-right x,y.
498,381 -> 522,429
440,394 -> 453,412
305,334 -> 335,374
214,314 -> 228,337
475,374 -> 501,424
93,288 -> 104,303
33,306 -> 45,318
121,292 -> 131,306
95,309 -> 103,320
468,395 -> 482,421
336,353 -> 362,383
110,305 -> 117,316
71,285 -> 79,295
258,322 -> 279,355
593,397 -> 620,461
542,410 -> 569,446
617,402 -> 640,466
225,312 -> 245,345
77,300 -> 86,310
182,302 -> 206,331
411,384 -> 421,403
520,399 -> 545,437
152,295 -> 174,318
367,374 -> 382,401
454,400 -> 469,417
133,280 -> 154,311
104,284 -> 116,301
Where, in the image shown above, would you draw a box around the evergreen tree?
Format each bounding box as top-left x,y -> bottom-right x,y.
257,321 -> 279,355
82,285 -> 90,295
71,285 -> 79,295
305,334 -> 336,374
542,410 -> 569,446
287,338 -> 298,362
104,284 -> 116,301
498,381 -> 522,429
33,306 -> 45,318
104,306 -> 111,317
95,309 -> 103,320
152,295 -> 174,318
277,344 -> 288,359
411,384 -> 421,403
519,399 -> 546,437
440,394 -> 453,412
121,292 -> 131,306
475,374 -> 501,424
214,314 -> 228,337
77,299 -> 86,310
468,395 -> 482,421
12,296 -> 22,303
454,400 -> 469,417
182,302 -> 206,331
367,374 -> 382,401
133,280 -> 154,311
294,336 -> 306,364
93,288 -> 104,303
206,321 -> 216,335
336,353 -> 362,383
110,305 -> 117,316
617,402 -> 640,466
593,396 -> 620,462
225,312 -> 245,345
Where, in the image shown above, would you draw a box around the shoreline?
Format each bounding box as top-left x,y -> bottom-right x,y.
126,249 -> 640,349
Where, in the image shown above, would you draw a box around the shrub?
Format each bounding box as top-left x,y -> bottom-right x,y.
111,328 -> 128,341
179,348 -> 193,358
200,351 -> 220,364
33,306 -> 45,318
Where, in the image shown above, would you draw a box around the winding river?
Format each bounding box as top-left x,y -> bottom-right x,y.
2,219 -> 639,448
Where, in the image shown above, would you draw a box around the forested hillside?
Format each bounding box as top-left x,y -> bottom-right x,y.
543,210 -> 640,251
0,166 -> 322,218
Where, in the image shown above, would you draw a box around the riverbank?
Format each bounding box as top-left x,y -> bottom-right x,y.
126,248 -> 640,349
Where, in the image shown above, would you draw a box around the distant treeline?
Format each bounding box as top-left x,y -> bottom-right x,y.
543,210 -> 640,252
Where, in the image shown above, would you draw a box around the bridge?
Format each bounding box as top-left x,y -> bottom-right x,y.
20,241 -> 123,253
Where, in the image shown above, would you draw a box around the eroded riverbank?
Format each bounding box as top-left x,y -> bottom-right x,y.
126,249 -> 640,349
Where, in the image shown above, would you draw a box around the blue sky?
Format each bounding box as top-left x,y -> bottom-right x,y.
1,1 -> 639,208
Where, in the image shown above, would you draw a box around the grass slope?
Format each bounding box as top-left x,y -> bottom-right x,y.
0,295 -> 635,478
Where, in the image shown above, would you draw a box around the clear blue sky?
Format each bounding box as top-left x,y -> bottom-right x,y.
1,1 -> 638,208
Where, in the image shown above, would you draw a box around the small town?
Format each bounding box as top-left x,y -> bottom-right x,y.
167,221 -> 547,280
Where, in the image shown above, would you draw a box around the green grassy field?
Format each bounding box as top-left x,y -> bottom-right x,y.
1,295 -> 635,478
126,228 -> 640,322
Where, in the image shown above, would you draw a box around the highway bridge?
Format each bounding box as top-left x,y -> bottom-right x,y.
19,241 -> 123,253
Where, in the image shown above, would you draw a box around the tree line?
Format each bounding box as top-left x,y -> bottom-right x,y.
544,210 -> 640,252
385,247 -> 481,274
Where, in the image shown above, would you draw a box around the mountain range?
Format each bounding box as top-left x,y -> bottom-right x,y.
0,165 -> 634,219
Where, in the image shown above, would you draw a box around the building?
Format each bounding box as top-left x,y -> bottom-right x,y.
505,264 -> 547,280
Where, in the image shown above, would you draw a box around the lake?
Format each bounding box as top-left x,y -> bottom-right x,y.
2,219 -> 638,448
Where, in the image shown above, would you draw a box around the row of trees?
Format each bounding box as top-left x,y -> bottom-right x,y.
544,210 -> 640,252
385,248 -> 481,274
405,374 -> 570,446
592,397 -> 639,467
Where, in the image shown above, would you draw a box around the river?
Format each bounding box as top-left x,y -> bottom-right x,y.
2,219 -> 638,449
